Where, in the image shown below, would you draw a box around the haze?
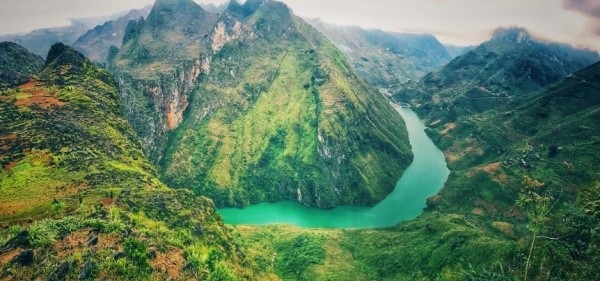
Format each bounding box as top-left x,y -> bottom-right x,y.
1,0 -> 599,51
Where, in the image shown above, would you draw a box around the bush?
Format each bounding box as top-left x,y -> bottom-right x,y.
123,237 -> 151,273
28,221 -> 58,247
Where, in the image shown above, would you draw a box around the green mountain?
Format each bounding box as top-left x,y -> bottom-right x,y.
308,19 -> 451,87
414,60 -> 600,280
111,0 -> 412,208
0,42 -> 44,88
0,43 -> 254,280
72,7 -> 151,63
397,27 -> 599,123
428,60 -> 600,214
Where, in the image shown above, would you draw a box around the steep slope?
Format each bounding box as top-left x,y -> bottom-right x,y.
0,43 -> 253,280
110,0 -> 412,209
397,27 -> 599,123
414,60 -> 600,280
160,0 -> 412,208
110,0 -> 220,162
73,7 -> 151,63
309,19 -> 451,87
0,42 -> 44,88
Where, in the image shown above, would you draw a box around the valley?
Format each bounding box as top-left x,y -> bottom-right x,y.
218,107 -> 449,228
1,0 -> 599,280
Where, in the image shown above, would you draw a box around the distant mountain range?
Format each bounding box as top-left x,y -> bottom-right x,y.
308,18 -> 453,87
72,7 -> 151,62
396,27 -> 599,123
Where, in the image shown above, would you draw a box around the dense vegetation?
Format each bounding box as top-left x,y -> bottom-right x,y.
0,43 -> 255,280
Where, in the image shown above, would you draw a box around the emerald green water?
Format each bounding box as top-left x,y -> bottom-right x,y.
217,106 -> 449,228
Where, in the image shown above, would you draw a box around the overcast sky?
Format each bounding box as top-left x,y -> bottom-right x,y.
1,0 -> 599,51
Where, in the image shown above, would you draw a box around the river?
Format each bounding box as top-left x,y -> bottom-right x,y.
217,106 -> 449,228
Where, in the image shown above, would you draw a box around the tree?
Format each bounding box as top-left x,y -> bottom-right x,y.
516,176 -> 551,281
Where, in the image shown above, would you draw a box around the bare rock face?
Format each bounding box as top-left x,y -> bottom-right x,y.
117,58 -> 209,162
211,21 -> 245,52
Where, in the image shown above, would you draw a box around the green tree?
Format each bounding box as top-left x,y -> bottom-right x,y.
516,176 -> 551,281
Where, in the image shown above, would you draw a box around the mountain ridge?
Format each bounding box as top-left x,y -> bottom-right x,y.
395,26 -> 599,123
308,18 -> 452,87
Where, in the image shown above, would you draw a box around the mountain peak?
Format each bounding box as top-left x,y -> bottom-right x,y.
226,0 -> 267,17
44,42 -> 87,69
491,27 -> 532,43
0,41 -> 44,87
147,0 -> 206,26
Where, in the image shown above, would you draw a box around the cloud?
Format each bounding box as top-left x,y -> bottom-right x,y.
563,0 -> 600,18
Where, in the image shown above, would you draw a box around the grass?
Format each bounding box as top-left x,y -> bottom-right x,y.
236,213 -> 518,280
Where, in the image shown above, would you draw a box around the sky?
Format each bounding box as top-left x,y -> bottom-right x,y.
1,0 -> 599,52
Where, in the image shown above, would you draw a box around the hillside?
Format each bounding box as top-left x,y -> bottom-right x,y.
73,7 -> 151,63
396,27 -> 599,123
0,42 -> 44,88
0,43 -> 254,280
428,61 -> 600,214
111,0 -> 413,208
309,19 -> 451,87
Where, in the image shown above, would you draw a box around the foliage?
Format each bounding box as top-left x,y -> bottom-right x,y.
123,237 -> 152,276
275,233 -> 325,279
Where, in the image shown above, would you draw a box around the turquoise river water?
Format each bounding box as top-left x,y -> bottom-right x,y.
217,106 -> 449,228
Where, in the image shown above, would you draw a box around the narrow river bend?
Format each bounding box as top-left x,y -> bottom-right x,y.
217,106 -> 450,228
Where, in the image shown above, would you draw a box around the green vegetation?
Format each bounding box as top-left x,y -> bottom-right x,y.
160,0 -> 412,208
402,54 -> 600,279
238,213 -> 518,281
0,43 -> 255,280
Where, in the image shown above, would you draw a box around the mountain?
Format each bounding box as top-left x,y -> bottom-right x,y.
412,61 -> 600,279
429,60 -> 600,212
397,27 -> 599,123
0,42 -> 44,88
309,18 -> 452,87
0,43 -> 254,280
110,0 -> 220,163
0,18 -> 107,58
110,0 -> 412,208
72,7 -> 151,63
